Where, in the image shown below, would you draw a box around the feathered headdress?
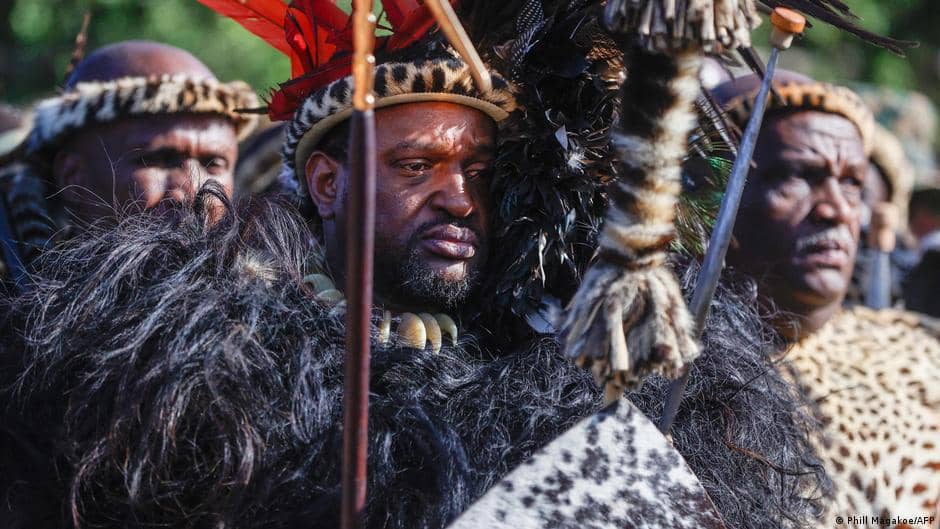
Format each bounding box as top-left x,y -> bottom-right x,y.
198,0 -> 445,119
197,0 -> 517,196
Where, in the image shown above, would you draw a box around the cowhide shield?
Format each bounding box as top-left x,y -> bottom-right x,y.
447,398 -> 726,529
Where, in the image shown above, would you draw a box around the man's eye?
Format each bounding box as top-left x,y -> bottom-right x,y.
840,177 -> 864,202
840,175 -> 864,189
136,154 -> 159,168
466,165 -> 492,180
397,160 -> 432,174
763,166 -> 798,183
137,151 -> 180,168
204,157 -> 229,173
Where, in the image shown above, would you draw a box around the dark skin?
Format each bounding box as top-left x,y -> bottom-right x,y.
54,114 -> 237,222
305,101 -> 495,313
729,110 -> 868,340
52,41 -> 239,224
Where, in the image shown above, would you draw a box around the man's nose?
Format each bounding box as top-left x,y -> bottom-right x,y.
812,177 -> 855,224
166,159 -> 206,200
430,168 -> 475,218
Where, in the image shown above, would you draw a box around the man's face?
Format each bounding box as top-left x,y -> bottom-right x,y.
311,102 -> 495,311
57,114 -> 238,222
730,110 -> 867,311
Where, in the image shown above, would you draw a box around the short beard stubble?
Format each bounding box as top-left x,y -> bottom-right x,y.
377,220 -> 484,312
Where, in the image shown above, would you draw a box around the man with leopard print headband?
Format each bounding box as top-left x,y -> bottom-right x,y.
715,72 -> 940,528
0,40 -> 257,280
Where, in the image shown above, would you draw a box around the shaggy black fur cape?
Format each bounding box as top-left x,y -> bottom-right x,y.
1,189 -> 827,529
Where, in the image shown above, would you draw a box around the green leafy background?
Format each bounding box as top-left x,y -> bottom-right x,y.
1,1 -> 938,124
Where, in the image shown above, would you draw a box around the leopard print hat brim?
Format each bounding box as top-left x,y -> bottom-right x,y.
722,80 -> 875,155
26,74 -> 260,156
279,55 -> 518,198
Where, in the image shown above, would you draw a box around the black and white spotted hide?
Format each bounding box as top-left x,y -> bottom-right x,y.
447,398 -> 726,529
561,48 -> 702,400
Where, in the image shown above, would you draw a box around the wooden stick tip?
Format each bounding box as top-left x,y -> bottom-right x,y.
770,8 -> 805,35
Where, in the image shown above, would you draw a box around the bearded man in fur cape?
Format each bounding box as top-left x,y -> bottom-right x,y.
1,2 -> 831,528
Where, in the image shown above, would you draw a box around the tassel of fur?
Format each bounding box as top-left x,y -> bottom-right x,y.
603,0 -> 761,53
561,48 -> 702,402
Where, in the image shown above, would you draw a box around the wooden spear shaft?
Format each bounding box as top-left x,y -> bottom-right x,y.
341,1 -> 376,528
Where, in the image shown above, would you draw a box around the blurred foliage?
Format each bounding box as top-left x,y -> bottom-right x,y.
0,0 -> 289,103
753,0 -> 939,104
1,0 -> 939,108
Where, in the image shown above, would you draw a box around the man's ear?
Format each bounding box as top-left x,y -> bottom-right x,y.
305,151 -> 342,219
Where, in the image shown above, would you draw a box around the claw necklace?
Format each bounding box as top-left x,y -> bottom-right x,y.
303,273 -> 459,353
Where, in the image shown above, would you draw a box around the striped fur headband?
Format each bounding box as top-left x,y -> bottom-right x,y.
723,81 -> 875,154
26,74 -> 259,156
279,54 -> 517,198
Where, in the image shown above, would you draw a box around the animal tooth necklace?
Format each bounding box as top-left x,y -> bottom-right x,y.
303,273 -> 458,353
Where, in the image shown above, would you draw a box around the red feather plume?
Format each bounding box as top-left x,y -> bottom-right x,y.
196,0 -> 458,120
196,0 -> 293,57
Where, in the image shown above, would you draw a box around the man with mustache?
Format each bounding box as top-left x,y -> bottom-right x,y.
715,73 -> 940,528
715,71 -> 867,337
306,105 -> 493,314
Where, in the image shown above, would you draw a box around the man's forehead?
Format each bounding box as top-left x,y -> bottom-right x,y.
76,114 -> 236,151
771,110 -> 864,142
762,110 -> 866,156
375,102 -> 495,144
392,124 -> 494,151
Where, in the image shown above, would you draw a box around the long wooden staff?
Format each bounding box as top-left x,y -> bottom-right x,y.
341,1 -> 377,528
658,8 -> 806,434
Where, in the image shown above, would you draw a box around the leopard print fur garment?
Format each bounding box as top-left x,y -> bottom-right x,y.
786,307 -> 940,528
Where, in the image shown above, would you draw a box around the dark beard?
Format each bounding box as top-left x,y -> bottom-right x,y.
387,247 -> 478,311
377,219 -> 484,312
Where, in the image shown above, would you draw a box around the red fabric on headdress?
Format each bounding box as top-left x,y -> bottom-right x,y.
197,0 -> 456,121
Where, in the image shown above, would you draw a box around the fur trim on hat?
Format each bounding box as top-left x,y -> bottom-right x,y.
279,54 -> 517,198
723,81 -> 875,154
27,74 -> 259,156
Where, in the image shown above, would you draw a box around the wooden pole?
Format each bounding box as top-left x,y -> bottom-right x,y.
341,1 -> 376,528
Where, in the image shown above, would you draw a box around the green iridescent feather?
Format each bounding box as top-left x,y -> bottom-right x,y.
674,155 -> 733,256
